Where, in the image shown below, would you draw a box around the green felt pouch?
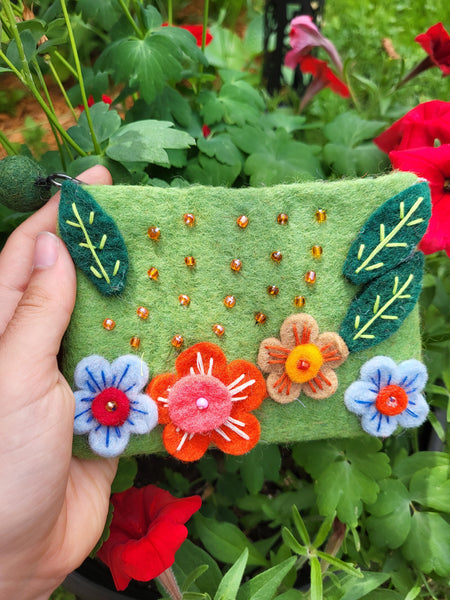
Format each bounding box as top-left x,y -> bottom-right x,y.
59,171 -> 432,460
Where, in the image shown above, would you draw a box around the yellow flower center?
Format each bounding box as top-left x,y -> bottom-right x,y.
285,343 -> 324,383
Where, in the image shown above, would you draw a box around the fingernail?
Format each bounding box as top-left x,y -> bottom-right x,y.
33,232 -> 60,269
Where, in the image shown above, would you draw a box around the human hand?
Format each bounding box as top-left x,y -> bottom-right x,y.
0,165 -> 118,600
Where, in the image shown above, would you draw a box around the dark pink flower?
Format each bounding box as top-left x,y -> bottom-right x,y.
297,55 -> 350,110
390,144 -> 450,256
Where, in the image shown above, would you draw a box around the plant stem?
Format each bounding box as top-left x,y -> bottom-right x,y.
156,567 -> 182,600
0,129 -> 18,156
45,56 -> 79,121
201,0 -> 210,52
2,0 -> 29,74
53,50 -> 78,79
168,0 -> 173,25
117,0 -> 144,39
60,0 -> 102,155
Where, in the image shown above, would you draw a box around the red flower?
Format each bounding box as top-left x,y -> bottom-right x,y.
374,101 -> 450,153
415,22 -> 450,76
285,15 -> 343,74
147,342 -> 266,462
202,124 -> 211,137
389,144 -> 450,256
296,55 -> 350,110
97,485 -> 201,591
78,94 -> 112,112
162,23 -> 213,47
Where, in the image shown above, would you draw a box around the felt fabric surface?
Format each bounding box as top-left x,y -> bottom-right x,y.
344,356 -> 429,437
60,171 -> 427,458
0,155 -> 51,211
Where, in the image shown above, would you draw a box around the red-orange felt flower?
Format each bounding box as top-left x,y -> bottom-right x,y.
415,22 -> 450,76
147,342 -> 266,462
97,485 -> 201,591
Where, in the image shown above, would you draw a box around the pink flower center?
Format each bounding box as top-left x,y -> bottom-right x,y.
168,375 -> 232,434
91,388 -> 131,426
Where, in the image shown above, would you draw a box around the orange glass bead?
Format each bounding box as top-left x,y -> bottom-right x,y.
294,295 -> 306,307
223,295 -> 236,308
106,401 -> 118,412
183,213 -> 195,226
255,312 -> 267,324
137,306 -> 149,319
267,285 -> 279,296
102,318 -> 115,331
171,334 -> 184,348
305,270 -> 317,284
230,259 -> 242,272
311,245 -> 323,258
147,226 -> 160,240
185,256 -> 196,267
236,215 -> 249,228
130,336 -> 140,349
277,213 -> 289,225
212,323 -> 225,337
315,209 -> 327,222
271,250 -> 283,262
147,267 -> 159,280
178,294 -> 190,306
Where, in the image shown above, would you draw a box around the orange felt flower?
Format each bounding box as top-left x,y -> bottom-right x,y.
258,314 -> 348,403
146,342 -> 266,462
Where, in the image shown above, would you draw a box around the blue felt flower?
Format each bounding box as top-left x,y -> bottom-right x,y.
73,354 -> 158,457
344,356 -> 429,437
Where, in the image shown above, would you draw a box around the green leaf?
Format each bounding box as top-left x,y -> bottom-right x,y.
77,0 -> 122,30
310,556 -> 323,600
333,572 -> 391,600
402,511 -> 450,576
292,505 -> 311,546
281,528 -> 308,556
197,134 -> 242,166
323,142 -> 388,177
237,556 -> 297,600
343,181 -> 431,284
6,30 -> 36,70
17,19 -> 46,44
323,111 -> 386,147
409,465 -> 450,512
181,565 -> 210,593
155,25 -> 208,66
205,25 -> 250,70
184,155 -> 241,186
110,457 -> 137,494
315,551 -> 362,577
106,120 -> 194,166
393,451 -> 450,484
240,448 -> 265,495
90,501 -> 114,557
312,514 -> 335,549
339,252 -> 425,352
195,514 -> 268,566
174,540 -> 222,597
58,181 -> 128,295
218,81 -> 266,127
140,4 -> 163,30
214,548 -> 248,600
67,103 -> 122,152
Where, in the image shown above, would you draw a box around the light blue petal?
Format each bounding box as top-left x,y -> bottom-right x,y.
397,393 -> 429,429
73,391 -> 95,434
359,356 -> 398,391
361,408 -> 398,438
89,424 -> 130,458
74,355 -> 111,393
395,360 -> 428,394
344,381 -> 377,416
110,355 -> 149,400
126,394 -> 158,434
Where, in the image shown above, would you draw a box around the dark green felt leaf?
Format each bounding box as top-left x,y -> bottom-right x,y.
340,252 -> 425,352
59,181 -> 128,295
343,181 -> 431,284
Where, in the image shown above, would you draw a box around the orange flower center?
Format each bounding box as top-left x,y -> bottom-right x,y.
285,343 -> 324,383
375,384 -> 408,416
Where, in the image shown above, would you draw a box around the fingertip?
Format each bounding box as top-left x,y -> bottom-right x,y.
78,165 -> 113,186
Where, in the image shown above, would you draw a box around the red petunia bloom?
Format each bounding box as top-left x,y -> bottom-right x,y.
285,15 -> 343,74
97,485 -> 201,591
162,23 -> 213,47
147,342 -> 266,462
374,101 -> 450,153
389,144 -> 450,256
297,55 -> 350,110
415,22 -> 450,76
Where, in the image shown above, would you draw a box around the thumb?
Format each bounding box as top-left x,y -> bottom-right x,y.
0,231 -> 76,398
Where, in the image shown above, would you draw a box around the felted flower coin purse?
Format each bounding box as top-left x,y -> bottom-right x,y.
56,171 -> 432,460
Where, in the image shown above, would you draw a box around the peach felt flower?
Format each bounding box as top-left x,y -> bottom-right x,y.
147,342 -> 266,462
258,314 -> 349,403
